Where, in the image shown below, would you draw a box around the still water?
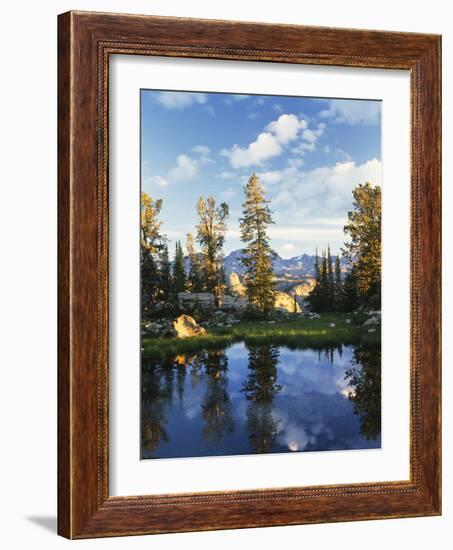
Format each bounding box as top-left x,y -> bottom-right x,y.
141,342 -> 381,459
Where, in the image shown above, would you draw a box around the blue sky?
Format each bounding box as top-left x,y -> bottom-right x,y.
141,90 -> 381,258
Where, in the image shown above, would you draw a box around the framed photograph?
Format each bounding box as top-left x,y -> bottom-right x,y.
58,11 -> 441,538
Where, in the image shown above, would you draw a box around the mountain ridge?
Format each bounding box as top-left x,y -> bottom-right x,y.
223,249 -> 349,278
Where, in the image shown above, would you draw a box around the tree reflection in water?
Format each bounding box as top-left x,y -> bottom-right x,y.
344,345 -> 381,440
243,344 -> 282,453
141,341 -> 381,457
201,350 -> 235,443
141,358 -> 173,455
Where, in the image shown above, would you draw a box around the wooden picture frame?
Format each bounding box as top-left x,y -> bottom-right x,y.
58,10 -> 441,539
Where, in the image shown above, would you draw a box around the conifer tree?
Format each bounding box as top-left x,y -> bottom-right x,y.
342,266 -> 359,313
239,173 -> 276,315
334,254 -> 342,309
196,197 -> 229,306
307,249 -> 321,312
320,251 -> 329,312
141,192 -> 165,313
159,244 -> 172,302
173,241 -> 186,294
186,232 -> 204,292
343,182 -> 381,309
327,245 -> 335,307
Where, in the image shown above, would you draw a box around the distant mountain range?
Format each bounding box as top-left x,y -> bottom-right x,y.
223,249 -> 349,278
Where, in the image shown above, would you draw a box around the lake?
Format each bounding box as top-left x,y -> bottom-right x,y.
141,342 -> 381,459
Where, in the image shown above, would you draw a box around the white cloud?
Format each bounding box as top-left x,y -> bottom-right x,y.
320,99 -> 381,125
192,145 -> 213,164
268,226 -> 345,241
293,142 -> 316,154
277,424 -> 315,452
335,148 -> 352,161
287,158 -> 305,168
192,145 -> 210,156
244,158 -> 381,249
266,114 -> 308,144
221,113 -> 311,169
268,158 -> 382,228
155,92 -> 207,110
221,132 -> 282,168
220,188 -> 236,200
305,123 -> 325,142
258,166 -> 298,186
292,123 -> 325,155
167,154 -> 198,182
259,157 -> 381,213
217,171 -> 236,180
146,150 -> 203,189
146,175 -> 168,188
258,170 -> 284,185
281,243 -> 296,252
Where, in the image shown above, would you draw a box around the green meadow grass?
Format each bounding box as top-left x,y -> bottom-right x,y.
142,314 -> 380,359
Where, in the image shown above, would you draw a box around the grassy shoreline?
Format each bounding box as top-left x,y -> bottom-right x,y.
142,314 -> 380,359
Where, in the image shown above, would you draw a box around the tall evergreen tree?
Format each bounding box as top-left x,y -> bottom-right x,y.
320,251 -> 329,311
341,266 -> 359,313
239,173 -> 276,315
186,232 -> 204,292
159,244 -> 172,302
307,249 -> 321,312
196,197 -> 229,306
334,254 -> 342,309
140,192 -> 165,313
327,245 -> 335,306
343,182 -> 381,309
172,241 -> 186,294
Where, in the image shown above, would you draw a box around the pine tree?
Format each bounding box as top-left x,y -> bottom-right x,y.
307,249 -> 321,312
334,255 -> 342,310
141,192 -> 165,313
239,173 -> 276,315
196,197 -> 229,306
159,244 -> 172,302
327,245 -> 335,308
343,182 -> 381,309
320,251 -> 328,312
186,232 -> 204,292
342,266 -> 359,313
173,241 -> 186,294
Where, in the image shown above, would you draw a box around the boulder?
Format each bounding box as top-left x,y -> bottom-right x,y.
228,272 -> 246,297
363,315 -> 380,326
218,295 -> 247,311
177,292 -> 215,310
274,291 -> 302,313
172,315 -> 206,338
290,278 -> 317,298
